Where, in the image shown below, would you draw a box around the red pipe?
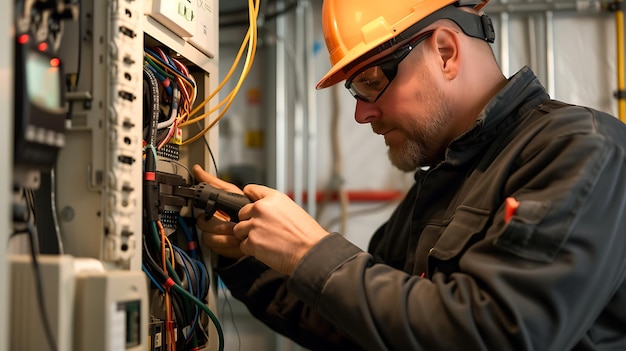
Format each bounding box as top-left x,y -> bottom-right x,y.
287,190 -> 404,203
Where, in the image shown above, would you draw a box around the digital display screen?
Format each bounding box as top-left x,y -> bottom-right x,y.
26,51 -> 61,110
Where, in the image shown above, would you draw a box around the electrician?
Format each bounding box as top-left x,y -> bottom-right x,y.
194,0 -> 626,349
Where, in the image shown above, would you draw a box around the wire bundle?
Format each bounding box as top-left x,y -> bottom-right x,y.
140,2 -> 262,350
144,47 -> 197,149
142,217 -> 222,351
180,0 -> 260,145
143,68 -> 223,350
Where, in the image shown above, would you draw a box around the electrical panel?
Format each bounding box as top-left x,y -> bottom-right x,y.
9,0 -> 222,350
55,0 -> 144,269
145,0 -> 218,58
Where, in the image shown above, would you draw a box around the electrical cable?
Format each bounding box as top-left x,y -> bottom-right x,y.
169,288 -> 189,351
23,189 -> 41,253
171,283 -> 224,351
143,264 -> 165,293
219,283 -> 242,351
145,50 -> 196,88
71,0 -> 83,90
172,246 -> 202,344
219,0 -> 298,28
25,221 -> 58,351
49,168 -> 64,255
179,0 -> 260,145
157,82 -> 180,130
146,220 -> 224,351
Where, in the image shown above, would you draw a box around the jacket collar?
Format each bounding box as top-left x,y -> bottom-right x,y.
445,66 -> 551,164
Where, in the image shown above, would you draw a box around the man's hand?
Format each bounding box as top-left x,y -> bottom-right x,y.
193,164 -> 246,260
235,184 -> 330,275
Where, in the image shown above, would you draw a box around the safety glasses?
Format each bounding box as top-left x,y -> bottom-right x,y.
345,30 -> 434,103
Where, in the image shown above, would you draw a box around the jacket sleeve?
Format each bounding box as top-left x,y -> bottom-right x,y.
216,255 -> 365,350
287,111 -> 626,350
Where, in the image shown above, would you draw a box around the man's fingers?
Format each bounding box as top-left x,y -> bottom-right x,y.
243,183 -> 277,201
196,214 -> 235,232
201,232 -> 241,248
192,164 -> 242,193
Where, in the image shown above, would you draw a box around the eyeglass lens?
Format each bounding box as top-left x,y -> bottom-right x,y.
346,31 -> 433,103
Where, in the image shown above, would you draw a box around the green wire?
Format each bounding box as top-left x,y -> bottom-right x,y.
171,283 -> 225,351
148,221 -> 225,350
144,55 -> 176,80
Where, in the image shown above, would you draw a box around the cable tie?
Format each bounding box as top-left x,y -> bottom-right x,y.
166,320 -> 175,332
144,172 -> 156,181
164,277 -> 176,291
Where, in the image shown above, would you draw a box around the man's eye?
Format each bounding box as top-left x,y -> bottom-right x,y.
357,78 -> 382,90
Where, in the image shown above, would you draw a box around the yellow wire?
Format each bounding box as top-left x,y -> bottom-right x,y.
181,0 -> 260,144
182,27 -> 253,123
182,89 -> 236,126
158,221 -> 176,269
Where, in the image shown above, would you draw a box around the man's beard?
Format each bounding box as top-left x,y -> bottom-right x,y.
387,104 -> 450,172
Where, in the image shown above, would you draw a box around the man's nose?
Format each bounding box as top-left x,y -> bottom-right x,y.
354,99 -> 380,124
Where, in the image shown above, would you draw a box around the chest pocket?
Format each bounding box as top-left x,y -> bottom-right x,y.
426,205 -> 491,277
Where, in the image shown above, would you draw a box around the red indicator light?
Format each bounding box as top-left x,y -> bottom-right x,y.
38,42 -> 48,52
49,57 -> 61,67
18,34 -> 29,45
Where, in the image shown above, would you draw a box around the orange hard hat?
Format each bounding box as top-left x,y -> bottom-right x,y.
316,0 -> 492,89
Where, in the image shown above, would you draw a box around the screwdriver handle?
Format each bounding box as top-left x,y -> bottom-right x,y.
192,182 -> 251,223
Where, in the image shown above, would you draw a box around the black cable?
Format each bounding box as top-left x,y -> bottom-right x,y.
220,284 -> 242,351
71,0 -> 83,90
26,221 -> 58,351
195,122 -> 219,178
143,66 -> 161,222
169,289 -> 189,350
143,66 -> 160,149
142,235 -> 168,283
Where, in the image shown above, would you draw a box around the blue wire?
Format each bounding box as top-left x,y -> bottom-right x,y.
145,48 -> 196,88
145,64 -> 173,96
173,246 -> 201,342
194,258 -> 209,298
143,264 -> 165,293
178,215 -> 198,259
173,246 -> 193,295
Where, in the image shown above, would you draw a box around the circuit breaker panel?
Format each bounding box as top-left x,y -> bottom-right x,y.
55,0 -> 145,269
10,0 -> 221,350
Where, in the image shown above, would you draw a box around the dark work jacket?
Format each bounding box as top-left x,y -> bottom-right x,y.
217,67 -> 626,350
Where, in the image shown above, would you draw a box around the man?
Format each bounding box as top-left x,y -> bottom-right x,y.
193,0 -> 626,349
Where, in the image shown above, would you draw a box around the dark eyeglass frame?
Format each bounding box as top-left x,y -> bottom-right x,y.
345,30 -> 435,103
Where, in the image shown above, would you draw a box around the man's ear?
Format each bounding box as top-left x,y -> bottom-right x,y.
433,27 -> 460,80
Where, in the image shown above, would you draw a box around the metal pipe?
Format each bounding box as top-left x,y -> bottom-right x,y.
293,2 -> 305,206
546,10 -> 556,97
487,1 -> 603,14
275,0 -> 288,192
304,0 -> 318,215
